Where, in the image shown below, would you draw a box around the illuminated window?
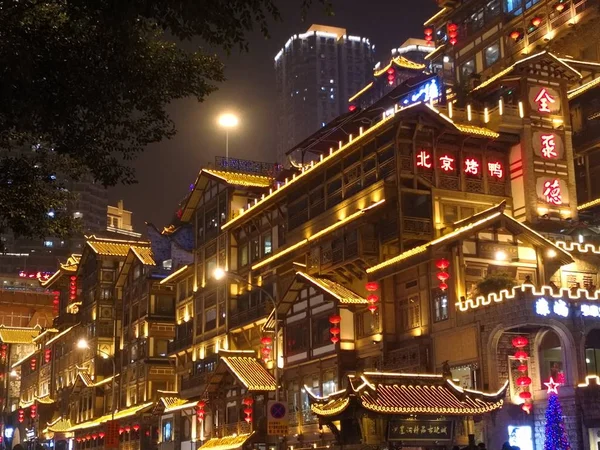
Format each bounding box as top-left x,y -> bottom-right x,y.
485,43 -> 500,67
504,0 -> 523,15
433,292 -> 449,322
162,420 -> 172,442
585,330 -> 600,375
262,232 -> 272,256
538,330 -> 564,385
460,59 -> 476,81
398,296 -> 421,331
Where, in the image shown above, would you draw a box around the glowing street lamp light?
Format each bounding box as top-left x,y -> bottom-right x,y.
217,113 -> 239,167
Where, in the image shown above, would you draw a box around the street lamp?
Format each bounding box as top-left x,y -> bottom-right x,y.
77,339 -> 117,421
212,268 -> 279,401
217,113 -> 239,167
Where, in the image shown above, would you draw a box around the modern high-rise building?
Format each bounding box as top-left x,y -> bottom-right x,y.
274,24 -> 374,165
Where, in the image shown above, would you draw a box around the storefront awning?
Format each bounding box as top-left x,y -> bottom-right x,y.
198,432 -> 254,450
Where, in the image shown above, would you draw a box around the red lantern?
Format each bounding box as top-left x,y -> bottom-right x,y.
329,314 -> 341,324
365,281 -> 379,292
85,435 -> 91,441
30,404 -> 37,418
125,426 -> 131,433
519,391 -> 532,400
331,335 -> 340,344
196,400 -> 206,421
449,38 -> 458,45
367,294 -> 379,304
437,272 -> 450,282
242,397 -> 254,406
244,417 -> 252,423
1,344 -> 7,359
30,358 -> 36,371
92,433 -> 98,440
510,30 -> 521,40
518,364 -> 528,372
99,432 -> 105,439
133,424 -> 140,432
439,282 -> 449,291
522,402 -> 533,414
387,68 -> 395,75
531,17 -> 542,27
18,409 -> 24,423
330,327 -> 340,335
368,304 -> 378,313
424,27 -> 433,36
447,23 -> 458,32
261,336 -> 273,346
512,336 -> 529,348
243,397 -> 253,423
197,400 -> 206,408
244,407 -> 253,415
436,258 -> 450,270
516,376 -> 532,387
119,427 -> 125,435
44,348 -> 51,363
555,3 -> 566,12
514,350 -> 528,360
348,105 -> 357,112
76,438 -> 81,443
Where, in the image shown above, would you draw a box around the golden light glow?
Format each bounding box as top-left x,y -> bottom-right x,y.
348,82 -> 374,103
518,101 -> 524,118
467,104 -> 472,121
568,76 -> 600,99
217,113 -> 239,128
160,265 -> 189,285
424,7 -> 447,26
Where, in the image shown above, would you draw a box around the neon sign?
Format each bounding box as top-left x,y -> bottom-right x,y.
534,88 -> 556,113
535,298 -> 569,318
416,150 -> 432,168
439,155 -> 455,172
488,162 -> 504,179
540,134 -> 558,159
401,78 -> 440,106
543,179 -> 563,205
464,158 -> 480,175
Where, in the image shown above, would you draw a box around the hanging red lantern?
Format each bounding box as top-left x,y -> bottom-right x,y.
348,105 -> 357,112
261,336 -> 273,346
519,391 -> 532,400
330,327 -> 340,336
424,27 -> 433,36
30,358 -> 37,371
512,336 -> 529,348
242,397 -> 254,406
555,2 -> 566,12
76,438 -> 82,443
521,402 -> 533,414
514,350 -> 528,361
510,30 -> 521,40
196,400 -> 206,421
243,407 -> 253,415
367,294 -> 379,304
92,433 -> 98,440
516,376 -> 532,387
243,397 -> 253,424
435,258 -> 450,270
368,304 -> 378,313
365,281 -> 379,292
437,272 -> 450,282
1,344 -> 7,360
518,364 -> 528,372
531,17 -> 542,27
439,282 -> 449,291
133,424 -> 140,432
30,404 -> 37,419
85,435 -> 91,441
44,348 -> 52,363
18,409 -> 24,423
99,432 -> 105,439
330,335 -> 340,344
387,68 -> 395,75
329,314 -> 341,324
125,426 -> 131,433
118,427 -> 125,435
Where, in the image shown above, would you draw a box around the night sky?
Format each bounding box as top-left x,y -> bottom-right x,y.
109,0 -> 437,231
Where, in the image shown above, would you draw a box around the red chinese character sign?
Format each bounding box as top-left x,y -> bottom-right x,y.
537,178 -> 569,206
532,131 -> 563,160
528,86 -> 561,115
464,158 -> 480,176
488,161 -> 504,179
416,150 -> 432,169
439,154 -> 455,172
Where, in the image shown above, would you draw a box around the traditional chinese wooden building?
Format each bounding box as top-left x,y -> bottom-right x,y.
308,372 -> 508,447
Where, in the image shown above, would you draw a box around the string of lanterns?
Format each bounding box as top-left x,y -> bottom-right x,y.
329,314 -> 341,344
242,396 -> 254,423
260,336 -> 273,362
365,281 -> 380,314
44,348 -> 52,364
436,258 -> 450,291
69,275 -> 77,302
447,23 -> 458,46
196,400 -> 206,422
424,27 -> 434,46
512,335 -> 533,414
52,290 -> 60,315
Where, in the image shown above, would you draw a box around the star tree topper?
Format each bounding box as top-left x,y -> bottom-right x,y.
544,377 -> 560,395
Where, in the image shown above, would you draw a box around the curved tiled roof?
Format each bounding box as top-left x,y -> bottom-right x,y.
221,356 -> 277,391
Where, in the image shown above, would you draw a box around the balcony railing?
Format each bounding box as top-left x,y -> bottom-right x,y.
213,421 -> 252,438
228,302 -> 271,329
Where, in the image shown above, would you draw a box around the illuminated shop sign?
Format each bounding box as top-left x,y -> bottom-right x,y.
535,298 -> 600,319
401,78 -> 441,107
528,86 -> 561,114
415,150 -> 505,179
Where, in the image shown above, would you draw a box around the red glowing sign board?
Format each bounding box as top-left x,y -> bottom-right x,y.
439,155 -> 455,172
416,150 -> 432,168
487,162 -> 504,179
464,158 -> 480,175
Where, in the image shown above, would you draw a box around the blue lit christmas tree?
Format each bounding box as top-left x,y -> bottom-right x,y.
543,378 -> 570,450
